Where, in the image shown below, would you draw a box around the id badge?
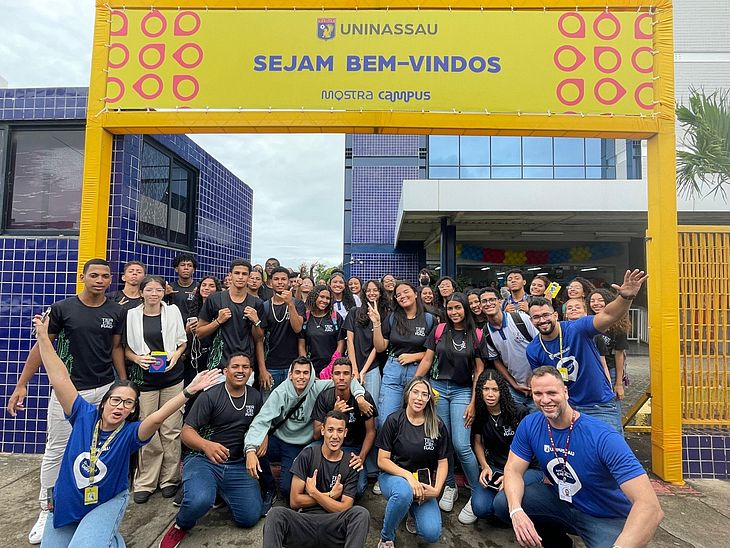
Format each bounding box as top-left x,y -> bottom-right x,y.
557,367 -> 569,382
557,480 -> 572,503
84,485 -> 99,505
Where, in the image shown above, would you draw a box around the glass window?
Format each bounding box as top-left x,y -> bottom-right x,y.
491,136 -> 521,165
522,137 -> 553,166
585,138 -> 603,165
523,166 -> 553,179
427,166 -> 459,179
460,166 -> 490,179
491,166 -> 521,179
554,138 -> 585,166
428,135 -> 458,166
459,136 -> 489,166
6,129 -> 84,231
555,166 -> 586,179
139,140 -> 196,249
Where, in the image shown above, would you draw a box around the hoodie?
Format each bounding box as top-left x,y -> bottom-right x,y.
245,366 -> 365,448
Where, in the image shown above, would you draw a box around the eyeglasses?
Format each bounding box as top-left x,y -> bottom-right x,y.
531,312 -> 555,322
108,396 -> 136,409
410,389 -> 431,400
480,297 -> 499,304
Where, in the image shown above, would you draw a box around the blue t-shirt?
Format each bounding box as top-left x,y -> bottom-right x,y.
53,396 -> 150,528
511,412 -> 645,518
526,316 -> 614,406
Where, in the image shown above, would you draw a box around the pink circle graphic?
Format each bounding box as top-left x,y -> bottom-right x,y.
132,74 -> 164,100
594,78 -> 627,105
110,10 -> 128,36
107,43 -> 130,69
631,47 -> 654,74
593,11 -> 621,40
172,43 -> 204,69
174,11 -> 201,36
594,46 -> 622,74
139,44 -> 166,70
106,77 -> 125,104
141,10 -> 167,38
173,75 -> 200,101
634,82 -> 654,110
558,12 -> 586,38
557,79 -> 585,106
554,45 -> 587,72
634,13 -> 653,39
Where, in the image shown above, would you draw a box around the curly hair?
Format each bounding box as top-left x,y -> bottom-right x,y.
305,284 -> 334,316
588,288 -> 631,335
475,369 -> 521,430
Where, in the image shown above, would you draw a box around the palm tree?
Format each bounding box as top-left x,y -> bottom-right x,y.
676,88 -> 730,198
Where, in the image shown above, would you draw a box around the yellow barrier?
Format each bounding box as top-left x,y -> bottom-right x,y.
679,226 -> 730,426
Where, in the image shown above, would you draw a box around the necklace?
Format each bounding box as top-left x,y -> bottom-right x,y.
490,412 -> 501,427
271,299 -> 289,323
451,331 -> 466,352
225,384 -> 248,411
311,313 -> 326,329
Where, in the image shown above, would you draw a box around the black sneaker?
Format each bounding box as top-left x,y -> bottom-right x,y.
134,491 -> 152,504
261,490 -> 276,516
161,485 -> 179,498
172,487 -> 184,507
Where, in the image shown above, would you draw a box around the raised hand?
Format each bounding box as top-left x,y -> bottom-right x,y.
611,269 -> 648,300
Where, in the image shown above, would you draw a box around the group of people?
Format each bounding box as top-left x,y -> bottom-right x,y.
5,254 -> 664,548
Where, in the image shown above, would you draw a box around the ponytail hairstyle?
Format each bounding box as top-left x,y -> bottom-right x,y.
403,376 -> 441,439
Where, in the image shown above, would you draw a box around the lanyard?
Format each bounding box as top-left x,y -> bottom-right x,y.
539,322 -> 564,362
546,410 -> 576,477
88,420 -> 124,486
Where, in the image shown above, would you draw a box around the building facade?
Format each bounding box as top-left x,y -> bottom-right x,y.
0,87 -> 253,453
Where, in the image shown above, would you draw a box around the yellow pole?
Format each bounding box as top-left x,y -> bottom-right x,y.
646,1 -> 683,483
77,3 -> 114,289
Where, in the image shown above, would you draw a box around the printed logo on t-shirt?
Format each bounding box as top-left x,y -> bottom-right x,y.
555,356 -> 579,382
324,325 -> 334,333
502,425 -> 515,437
73,451 -> 108,488
329,474 -> 339,488
291,406 -> 307,422
546,458 -> 582,496
348,412 -> 356,423
424,437 -> 435,451
414,327 -> 426,337
100,317 -> 114,329
245,405 -> 255,417
187,293 -> 195,301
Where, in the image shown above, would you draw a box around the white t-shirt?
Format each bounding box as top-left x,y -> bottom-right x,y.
482,311 -> 539,384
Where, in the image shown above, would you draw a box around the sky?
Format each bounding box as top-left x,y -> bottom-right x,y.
0,1 -> 345,269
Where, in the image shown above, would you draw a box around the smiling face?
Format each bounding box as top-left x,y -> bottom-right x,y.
199,277 -> 218,299
567,281 -> 585,299
230,265 -> 250,290
289,361 -> 312,394
315,289 -> 331,311
564,298 -> 587,320
364,282 -> 380,303
271,272 -> 289,293
531,373 -> 569,422
438,279 -> 455,298
101,386 -> 137,428
224,355 -> 253,390
446,299 -> 466,325
382,275 -> 396,292
468,293 -> 482,315
420,286 -> 434,305
300,278 -> 314,293
480,291 -> 501,318
321,415 -> 347,453
329,275 -> 346,297
529,304 -> 558,336
530,277 -> 547,296
394,283 -> 417,310
348,277 -> 361,295
589,293 -> 606,313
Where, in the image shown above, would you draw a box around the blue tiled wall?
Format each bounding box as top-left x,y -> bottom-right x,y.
0,88 -> 252,453
683,430 -> 730,479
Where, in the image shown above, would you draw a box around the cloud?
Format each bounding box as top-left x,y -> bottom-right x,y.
1,4 -> 346,269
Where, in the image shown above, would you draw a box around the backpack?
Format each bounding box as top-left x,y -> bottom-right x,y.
302,309 -> 339,331
387,311 -> 435,334
482,312 -> 534,360
431,324 -> 483,379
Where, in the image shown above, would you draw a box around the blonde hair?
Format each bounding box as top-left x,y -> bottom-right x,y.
402,376 -> 441,440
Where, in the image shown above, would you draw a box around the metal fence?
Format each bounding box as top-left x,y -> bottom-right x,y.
628,307 -> 648,343
678,227 -> 730,426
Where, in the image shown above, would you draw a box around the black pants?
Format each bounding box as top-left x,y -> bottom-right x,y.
263,506 -> 369,548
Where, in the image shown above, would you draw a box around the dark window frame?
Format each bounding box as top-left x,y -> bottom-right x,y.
1,122 -> 85,236
138,138 -> 198,251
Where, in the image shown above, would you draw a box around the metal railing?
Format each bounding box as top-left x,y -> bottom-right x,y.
628,307 -> 648,343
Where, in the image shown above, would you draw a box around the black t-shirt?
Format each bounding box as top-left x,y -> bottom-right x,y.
343,308 -> 388,373
199,291 -> 264,362
473,405 -> 529,470
108,290 -> 142,311
258,284 -> 274,302
185,383 -> 262,461
290,445 -> 359,512
122,314 -> 185,392
262,298 -> 306,370
48,297 -> 125,390
166,280 -> 199,320
312,387 -> 378,448
376,409 -> 451,476
594,332 -> 629,370
301,313 -> 344,374
424,327 -> 479,386
381,312 -> 436,357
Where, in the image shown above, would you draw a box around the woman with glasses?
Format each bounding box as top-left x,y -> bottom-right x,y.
123,276 -> 188,504
434,276 -> 459,314
376,376 -> 450,547
371,281 -> 437,429
417,292 -> 485,520
33,314 -> 220,548
381,274 -> 397,306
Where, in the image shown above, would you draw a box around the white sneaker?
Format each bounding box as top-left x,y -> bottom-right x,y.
439,485 -> 458,512
28,509 -> 49,545
377,540 -> 395,548
372,480 -> 381,495
458,497 -> 478,524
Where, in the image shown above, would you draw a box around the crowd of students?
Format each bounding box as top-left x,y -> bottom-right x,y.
5,254 -> 664,548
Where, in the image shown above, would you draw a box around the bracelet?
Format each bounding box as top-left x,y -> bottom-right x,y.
509,507 -> 524,518
373,323 -> 381,328
214,318 -> 220,326
182,388 -> 193,399
254,320 -> 262,327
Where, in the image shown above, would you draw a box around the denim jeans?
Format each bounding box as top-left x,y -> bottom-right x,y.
574,399 -> 623,434
472,467 -> 543,519
363,367 -> 381,409
431,379 -> 480,490
176,454 -> 261,529
267,435 -> 306,502
509,386 -> 537,412
494,481 -> 626,548
379,472 -> 441,544
342,445 -> 368,499
262,368 -> 290,402
378,356 -> 418,429
41,489 -> 128,548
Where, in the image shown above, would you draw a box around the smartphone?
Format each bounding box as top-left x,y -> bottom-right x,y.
414,468 -> 431,486
186,316 -> 197,324
31,307 -> 52,337
487,471 -> 504,491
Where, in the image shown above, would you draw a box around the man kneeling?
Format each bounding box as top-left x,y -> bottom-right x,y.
263,410 -> 370,548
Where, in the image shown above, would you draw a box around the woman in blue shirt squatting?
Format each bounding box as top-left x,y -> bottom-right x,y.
32,314 -> 221,548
